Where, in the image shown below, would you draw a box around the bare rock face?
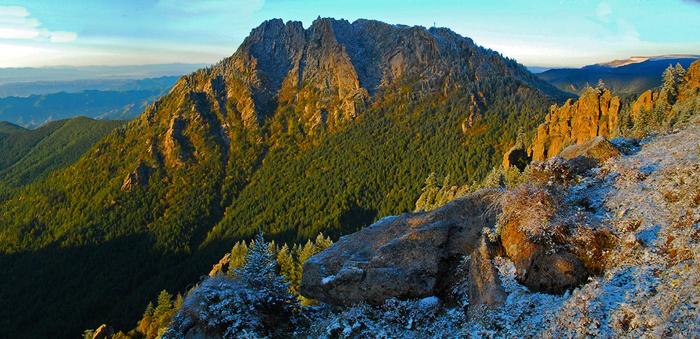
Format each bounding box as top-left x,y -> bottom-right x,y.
92,324 -> 113,339
120,161 -> 151,191
500,219 -> 588,294
631,89 -> 659,118
467,237 -> 507,308
530,88 -> 621,161
163,115 -> 192,166
558,136 -> 621,170
685,59 -> 700,90
300,190 -> 499,305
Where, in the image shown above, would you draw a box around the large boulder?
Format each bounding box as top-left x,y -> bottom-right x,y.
300,189 -> 500,305
558,136 -> 621,171
500,219 -> 588,294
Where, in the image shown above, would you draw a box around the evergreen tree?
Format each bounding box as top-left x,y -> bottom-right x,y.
137,302 -> 154,335
596,79 -> 606,92
313,233 -> 333,251
415,172 -> 439,211
233,232 -> 292,306
227,241 -> 248,276
276,244 -> 298,293
153,290 -> 173,319
675,63 -> 686,80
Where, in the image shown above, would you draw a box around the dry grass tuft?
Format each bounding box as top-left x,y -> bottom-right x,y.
498,183 -> 563,244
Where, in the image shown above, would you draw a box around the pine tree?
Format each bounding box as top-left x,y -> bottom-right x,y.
313,233 -> 333,251
415,172 -> 439,211
297,240 -> 316,268
174,293 -> 184,310
662,64 -> 680,105
137,302 -> 154,335
675,63 -> 686,80
233,232 -> 292,306
227,241 -> 248,276
596,79 -> 606,92
154,290 -> 173,319
276,244 -> 298,293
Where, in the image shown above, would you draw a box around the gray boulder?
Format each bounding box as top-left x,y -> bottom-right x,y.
300,189 -> 500,305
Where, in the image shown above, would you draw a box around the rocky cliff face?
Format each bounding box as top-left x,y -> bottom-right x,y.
530,88 -> 621,161
131,17 -> 564,175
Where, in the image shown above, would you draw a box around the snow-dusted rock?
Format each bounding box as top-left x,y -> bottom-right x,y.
301,189 -> 500,305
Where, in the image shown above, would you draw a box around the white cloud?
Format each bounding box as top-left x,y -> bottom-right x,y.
0,5 -> 29,18
0,27 -> 40,39
50,31 -> 77,43
0,5 -> 77,43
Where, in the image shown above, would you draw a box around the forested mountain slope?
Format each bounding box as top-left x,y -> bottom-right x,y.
0,18 -> 566,338
0,117 -> 125,188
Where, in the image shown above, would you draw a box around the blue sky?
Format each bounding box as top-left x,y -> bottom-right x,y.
0,0 -> 698,68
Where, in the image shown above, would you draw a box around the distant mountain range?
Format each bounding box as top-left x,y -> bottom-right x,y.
537,55 -> 700,95
0,66 -> 196,128
0,63 -> 204,85
0,76 -> 180,98
0,86 -> 174,128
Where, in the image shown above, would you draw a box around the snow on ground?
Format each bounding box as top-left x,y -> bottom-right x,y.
476,121 -> 700,337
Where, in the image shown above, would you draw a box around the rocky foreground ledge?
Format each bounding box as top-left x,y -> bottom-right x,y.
301,134 -> 627,308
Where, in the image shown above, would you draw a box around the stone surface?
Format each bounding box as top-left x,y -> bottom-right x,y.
467,237 -> 507,308
120,161 -> 151,191
530,88 -> 621,161
631,89 -> 658,118
300,189 -> 500,305
92,324 -> 113,339
558,136 -> 621,167
499,220 -> 588,294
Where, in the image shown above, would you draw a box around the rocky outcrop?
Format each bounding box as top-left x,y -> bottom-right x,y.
92,324 -> 113,339
302,151 -> 627,305
163,115 -> 192,166
467,237 -> 507,308
530,88 -> 621,161
499,219 -> 588,293
120,161 -> 151,191
558,136 -> 621,168
300,189 -> 500,305
686,60 -> 700,89
208,253 -> 231,277
631,89 -> 659,118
